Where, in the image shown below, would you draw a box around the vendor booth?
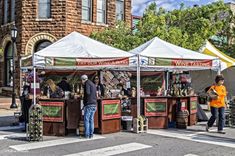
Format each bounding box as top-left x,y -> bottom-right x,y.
129,37 -> 220,129
21,31 -> 136,136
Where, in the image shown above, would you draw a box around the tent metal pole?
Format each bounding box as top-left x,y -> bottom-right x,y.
33,54 -> 36,105
165,71 -> 169,95
217,59 -> 221,75
137,54 -> 141,117
33,66 -> 36,105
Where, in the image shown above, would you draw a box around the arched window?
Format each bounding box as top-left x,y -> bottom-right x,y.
34,40 -> 52,52
4,42 -> 13,86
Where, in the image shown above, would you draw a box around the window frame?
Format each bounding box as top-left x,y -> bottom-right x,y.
4,42 -> 13,87
11,0 -> 15,22
38,0 -> 51,19
3,0 -> 8,24
34,40 -> 52,53
96,0 -> 106,24
82,0 -> 93,22
116,0 -> 124,21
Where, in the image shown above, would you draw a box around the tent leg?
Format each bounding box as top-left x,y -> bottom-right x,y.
137,55 -> 141,117
33,67 -> 36,105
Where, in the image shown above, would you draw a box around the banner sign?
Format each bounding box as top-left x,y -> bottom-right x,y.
40,101 -> 64,122
180,98 -> 188,111
22,56 -> 33,67
148,58 -> 212,67
45,57 -> 129,66
190,97 -> 197,114
102,100 -> 121,120
144,98 -> 167,116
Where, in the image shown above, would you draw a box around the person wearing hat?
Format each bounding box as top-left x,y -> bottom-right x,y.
81,74 -> 97,138
206,75 -> 227,134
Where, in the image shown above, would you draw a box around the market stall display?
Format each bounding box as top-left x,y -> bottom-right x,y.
21,32 -> 134,136
129,36 -> 219,129
98,99 -> 121,134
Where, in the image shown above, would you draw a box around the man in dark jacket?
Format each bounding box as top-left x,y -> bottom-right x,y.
57,77 -> 71,92
81,74 -> 97,138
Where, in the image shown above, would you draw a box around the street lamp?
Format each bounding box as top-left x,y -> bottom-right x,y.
10,24 -> 18,109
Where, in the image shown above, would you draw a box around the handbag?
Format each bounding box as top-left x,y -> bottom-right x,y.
207,87 -> 218,102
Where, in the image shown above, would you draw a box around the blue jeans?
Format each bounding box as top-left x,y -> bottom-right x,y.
84,105 -> 96,138
207,106 -> 225,131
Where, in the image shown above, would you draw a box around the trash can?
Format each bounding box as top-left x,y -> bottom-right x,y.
121,116 -> 133,131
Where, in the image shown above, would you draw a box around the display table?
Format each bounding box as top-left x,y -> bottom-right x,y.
142,97 -> 168,129
187,96 -> 197,126
140,95 -> 198,129
97,98 -> 121,134
39,98 -> 80,136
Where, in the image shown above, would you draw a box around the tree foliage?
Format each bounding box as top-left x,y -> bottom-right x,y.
90,21 -> 141,51
90,1 -> 233,56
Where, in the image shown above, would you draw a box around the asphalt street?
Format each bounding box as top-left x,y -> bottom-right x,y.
0,124 -> 235,156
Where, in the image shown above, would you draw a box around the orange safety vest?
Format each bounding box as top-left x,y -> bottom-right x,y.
209,85 -> 227,108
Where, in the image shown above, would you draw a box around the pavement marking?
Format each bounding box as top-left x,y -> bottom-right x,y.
63,142 -> 152,156
10,135 -> 105,151
0,133 -> 26,140
184,154 -> 199,156
0,125 -> 24,131
148,129 -> 235,149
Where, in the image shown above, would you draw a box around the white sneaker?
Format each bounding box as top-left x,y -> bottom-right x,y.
206,124 -> 212,132
217,130 -> 226,134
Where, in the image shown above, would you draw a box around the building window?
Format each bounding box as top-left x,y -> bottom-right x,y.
97,0 -> 106,23
11,0 -> 15,22
4,43 -> 13,86
38,0 -> 51,19
116,0 -> 124,21
3,0 -> 8,24
34,40 -> 52,52
82,0 -> 92,21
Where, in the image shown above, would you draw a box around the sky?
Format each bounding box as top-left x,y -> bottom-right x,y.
132,0 -> 235,16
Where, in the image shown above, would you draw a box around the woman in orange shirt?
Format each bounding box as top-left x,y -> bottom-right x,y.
206,75 -> 227,134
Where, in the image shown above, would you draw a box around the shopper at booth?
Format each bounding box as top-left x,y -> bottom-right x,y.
206,75 -> 227,134
81,75 -> 97,139
46,79 -> 64,98
93,75 -> 104,98
57,77 -> 71,92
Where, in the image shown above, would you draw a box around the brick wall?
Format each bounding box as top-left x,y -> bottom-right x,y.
0,0 -> 132,90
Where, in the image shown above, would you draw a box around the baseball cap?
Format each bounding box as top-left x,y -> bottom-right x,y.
81,74 -> 88,80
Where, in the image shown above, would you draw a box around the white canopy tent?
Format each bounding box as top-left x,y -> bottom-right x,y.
129,36 -> 220,116
22,32 -> 135,69
129,37 -> 220,71
21,32 -> 136,105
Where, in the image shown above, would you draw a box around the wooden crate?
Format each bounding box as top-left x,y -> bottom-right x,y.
188,113 -> 197,126
43,122 -> 66,136
147,116 -> 168,129
99,119 -> 121,134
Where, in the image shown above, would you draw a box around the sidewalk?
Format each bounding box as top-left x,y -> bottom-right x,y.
0,96 -> 21,127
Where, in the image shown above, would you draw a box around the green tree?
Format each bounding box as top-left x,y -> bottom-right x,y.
91,1 -> 233,56
90,21 -> 141,51
137,1 -> 231,51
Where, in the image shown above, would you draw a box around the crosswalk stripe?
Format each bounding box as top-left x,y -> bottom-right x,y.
184,154 -> 199,156
10,135 -> 105,151
63,142 -> 152,156
148,129 -> 235,148
0,133 -> 26,140
0,125 -> 24,131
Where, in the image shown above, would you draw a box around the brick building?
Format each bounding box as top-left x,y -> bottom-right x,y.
0,0 -> 132,95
